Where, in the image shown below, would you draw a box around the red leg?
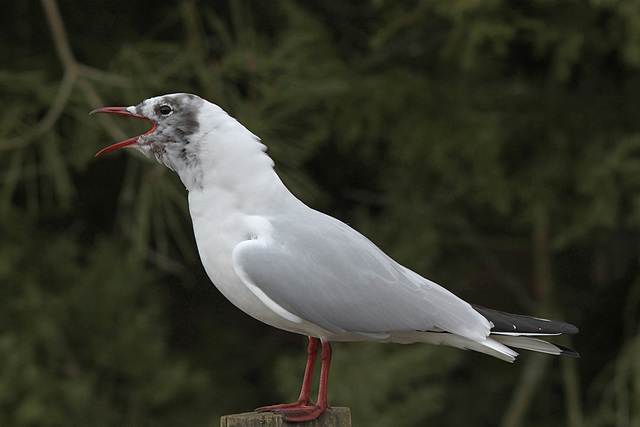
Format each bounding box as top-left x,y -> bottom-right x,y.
315,339 -> 332,411
256,337 -> 319,412
260,339 -> 333,423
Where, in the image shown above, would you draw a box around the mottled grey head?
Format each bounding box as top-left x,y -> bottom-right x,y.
92,93 -> 271,192
92,93 -> 205,172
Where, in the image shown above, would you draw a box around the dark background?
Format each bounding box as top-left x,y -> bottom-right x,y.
1,1 -> 638,425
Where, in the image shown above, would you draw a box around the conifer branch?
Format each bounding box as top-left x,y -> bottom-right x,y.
0,0 -> 131,151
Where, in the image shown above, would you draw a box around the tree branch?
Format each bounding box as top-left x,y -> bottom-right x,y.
40,0 -> 77,69
0,68 -> 77,151
0,0 -> 131,152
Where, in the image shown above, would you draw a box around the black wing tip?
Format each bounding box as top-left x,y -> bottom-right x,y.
562,324 -> 579,335
472,304 -> 579,336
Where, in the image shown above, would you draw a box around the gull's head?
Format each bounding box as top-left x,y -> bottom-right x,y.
92,93 -> 206,170
92,93 -> 272,191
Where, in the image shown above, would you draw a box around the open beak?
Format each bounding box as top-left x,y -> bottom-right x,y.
90,107 -> 157,157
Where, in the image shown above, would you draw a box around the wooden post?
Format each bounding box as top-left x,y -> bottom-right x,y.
220,407 -> 351,427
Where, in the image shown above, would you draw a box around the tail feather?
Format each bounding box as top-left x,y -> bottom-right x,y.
492,335 -> 579,358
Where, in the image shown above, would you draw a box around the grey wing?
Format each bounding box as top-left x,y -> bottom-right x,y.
232,211 -> 491,342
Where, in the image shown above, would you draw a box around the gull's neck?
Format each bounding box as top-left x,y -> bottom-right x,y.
183,116 -> 299,216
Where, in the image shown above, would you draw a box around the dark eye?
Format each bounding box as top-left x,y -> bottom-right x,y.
159,105 -> 173,116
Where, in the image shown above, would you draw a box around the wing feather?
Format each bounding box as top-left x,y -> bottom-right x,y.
232,209 -> 491,342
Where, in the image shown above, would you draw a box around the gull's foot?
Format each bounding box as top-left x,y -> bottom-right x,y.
269,404 -> 329,423
255,399 -> 313,413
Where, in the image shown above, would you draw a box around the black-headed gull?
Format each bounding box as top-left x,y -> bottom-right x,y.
92,93 -> 578,422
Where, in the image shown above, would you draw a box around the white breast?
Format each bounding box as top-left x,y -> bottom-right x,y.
187,188 -> 336,338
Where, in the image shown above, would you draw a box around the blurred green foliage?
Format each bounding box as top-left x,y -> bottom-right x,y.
0,214 -> 214,426
2,0 -> 640,425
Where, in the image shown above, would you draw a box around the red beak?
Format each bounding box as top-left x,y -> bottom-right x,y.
90,107 -> 157,157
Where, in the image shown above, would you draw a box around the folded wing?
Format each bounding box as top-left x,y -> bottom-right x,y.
232,209 -> 491,343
